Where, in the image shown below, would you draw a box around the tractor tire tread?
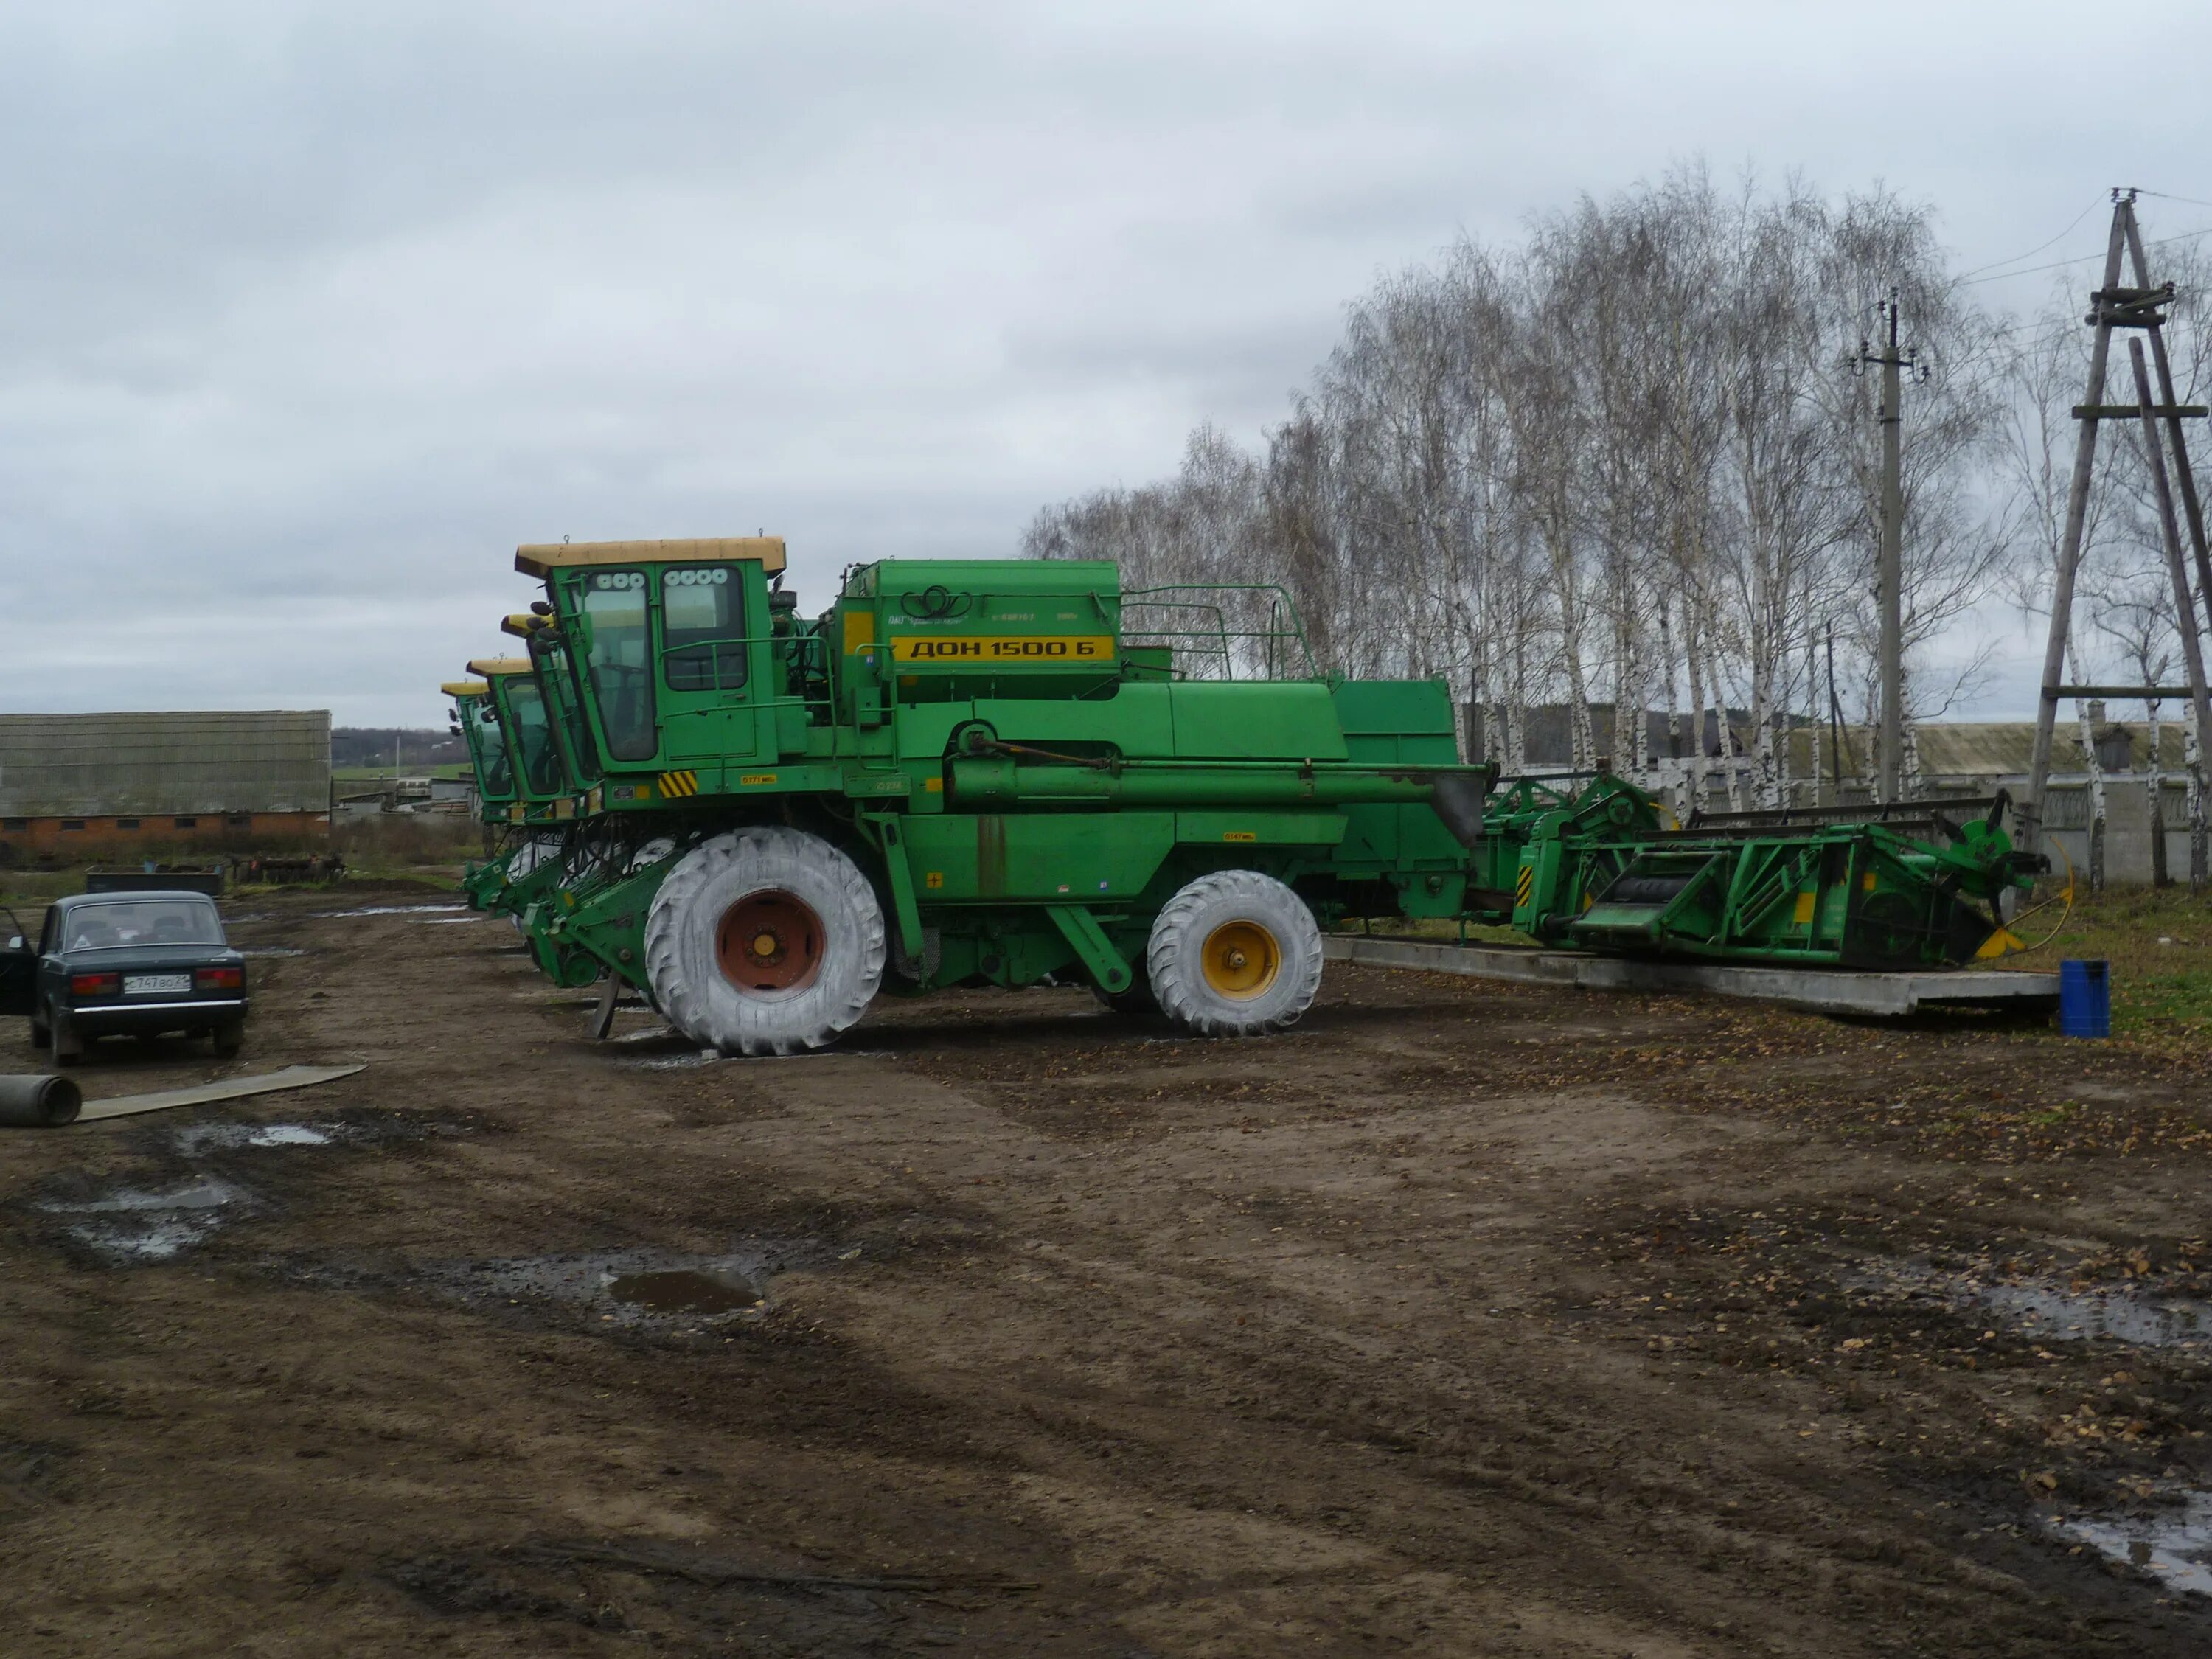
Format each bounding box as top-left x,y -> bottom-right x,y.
643,827 -> 885,1057
1147,869 -> 1324,1037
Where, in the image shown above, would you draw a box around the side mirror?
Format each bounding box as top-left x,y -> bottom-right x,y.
6,936 -> 22,952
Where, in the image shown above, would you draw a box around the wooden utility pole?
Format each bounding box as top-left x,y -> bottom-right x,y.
2023,201 -> 2130,852
2128,335 -> 2212,886
1857,295 -> 1916,801
2023,188 -> 2212,890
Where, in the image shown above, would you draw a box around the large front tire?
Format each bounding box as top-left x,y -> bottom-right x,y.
1147,870 -> 1324,1037
643,828 -> 886,1057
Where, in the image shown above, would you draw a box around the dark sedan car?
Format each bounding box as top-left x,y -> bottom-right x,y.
0,891 -> 248,1065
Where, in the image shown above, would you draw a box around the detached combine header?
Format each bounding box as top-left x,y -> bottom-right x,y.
442,538 -> 2045,1053
1496,787 -> 2040,969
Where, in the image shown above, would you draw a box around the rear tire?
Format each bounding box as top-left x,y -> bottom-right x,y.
643,827 -> 885,1057
211,1019 -> 244,1060
1147,870 -> 1324,1037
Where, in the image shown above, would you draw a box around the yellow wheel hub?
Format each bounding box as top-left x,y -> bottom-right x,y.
1201,919 -> 1281,1000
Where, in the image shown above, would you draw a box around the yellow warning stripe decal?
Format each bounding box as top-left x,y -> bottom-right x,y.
1514,866 -> 1534,906
658,769 -> 700,799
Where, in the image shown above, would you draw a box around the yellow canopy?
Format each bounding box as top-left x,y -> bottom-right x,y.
515,536 -> 787,579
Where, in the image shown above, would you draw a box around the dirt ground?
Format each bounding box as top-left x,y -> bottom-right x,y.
4,883 -> 2211,1657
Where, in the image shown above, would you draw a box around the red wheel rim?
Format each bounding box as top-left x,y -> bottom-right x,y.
715,889 -> 825,995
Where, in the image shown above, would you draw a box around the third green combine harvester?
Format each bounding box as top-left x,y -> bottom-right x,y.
490,537 -> 2044,1053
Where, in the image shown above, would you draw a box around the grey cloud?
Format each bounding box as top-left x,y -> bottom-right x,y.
0,1 -> 2205,722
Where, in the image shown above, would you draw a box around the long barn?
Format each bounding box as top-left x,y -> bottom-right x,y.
0,710 -> 330,862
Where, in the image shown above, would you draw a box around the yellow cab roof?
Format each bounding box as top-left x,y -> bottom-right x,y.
515,536 -> 787,579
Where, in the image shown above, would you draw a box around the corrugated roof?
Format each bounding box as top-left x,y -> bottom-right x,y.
0,711 -> 330,816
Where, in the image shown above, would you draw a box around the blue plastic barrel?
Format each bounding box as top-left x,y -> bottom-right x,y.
2059,959 -> 2111,1039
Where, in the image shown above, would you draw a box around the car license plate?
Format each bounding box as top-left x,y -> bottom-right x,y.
124,973 -> 192,995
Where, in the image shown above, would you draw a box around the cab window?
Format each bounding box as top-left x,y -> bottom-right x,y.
473,703 -> 513,796
661,566 -> 748,693
535,653 -> 597,785
581,570 -> 657,761
506,679 -> 562,796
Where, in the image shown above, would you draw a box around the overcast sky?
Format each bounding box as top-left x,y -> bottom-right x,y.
2,1 -> 2207,726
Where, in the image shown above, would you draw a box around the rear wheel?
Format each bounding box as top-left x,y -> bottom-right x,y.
211,1019 -> 244,1060
643,827 -> 885,1056
1148,870 -> 1324,1037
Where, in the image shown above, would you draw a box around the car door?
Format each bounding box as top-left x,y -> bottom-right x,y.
0,917 -> 35,1018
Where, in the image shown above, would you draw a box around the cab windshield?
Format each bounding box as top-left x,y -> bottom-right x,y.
469,702 -> 513,798
580,570 -> 657,761
505,678 -> 563,796
534,646 -> 598,787
65,900 -> 224,952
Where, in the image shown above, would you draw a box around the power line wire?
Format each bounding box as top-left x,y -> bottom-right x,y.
1953,198 -> 2104,282
1958,222 -> 2212,286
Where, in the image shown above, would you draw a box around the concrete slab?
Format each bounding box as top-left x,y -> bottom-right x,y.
1323,936 -> 2059,1020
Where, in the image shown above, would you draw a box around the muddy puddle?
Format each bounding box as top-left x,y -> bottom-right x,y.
38,1176 -> 257,1262
416,1245 -> 820,1329
173,1121 -> 335,1154
27,1111 -> 451,1262
2052,1489 -> 2212,1597
606,1265 -> 763,1315
1857,1262 -> 2212,1350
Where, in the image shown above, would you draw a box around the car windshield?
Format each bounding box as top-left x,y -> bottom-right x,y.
65,900 -> 224,951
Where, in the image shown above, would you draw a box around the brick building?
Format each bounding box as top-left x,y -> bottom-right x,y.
0,711 -> 331,864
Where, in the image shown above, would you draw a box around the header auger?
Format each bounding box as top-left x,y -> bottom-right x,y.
442,538 -> 2045,1054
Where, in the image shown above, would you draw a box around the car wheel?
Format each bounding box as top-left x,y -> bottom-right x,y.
29,1009 -> 49,1048
211,1019 -> 244,1060
49,1002 -> 83,1067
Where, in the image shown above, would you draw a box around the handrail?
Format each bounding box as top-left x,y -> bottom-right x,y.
1121,584 -> 1318,681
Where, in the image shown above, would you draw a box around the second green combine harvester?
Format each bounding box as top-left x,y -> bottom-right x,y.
458,537 -> 2043,1054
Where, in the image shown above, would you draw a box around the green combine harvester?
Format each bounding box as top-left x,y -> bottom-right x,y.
442,537 -> 2043,1053
449,658 -> 579,922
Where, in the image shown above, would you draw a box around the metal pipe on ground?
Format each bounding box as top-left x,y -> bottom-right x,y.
0,1074 -> 83,1128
